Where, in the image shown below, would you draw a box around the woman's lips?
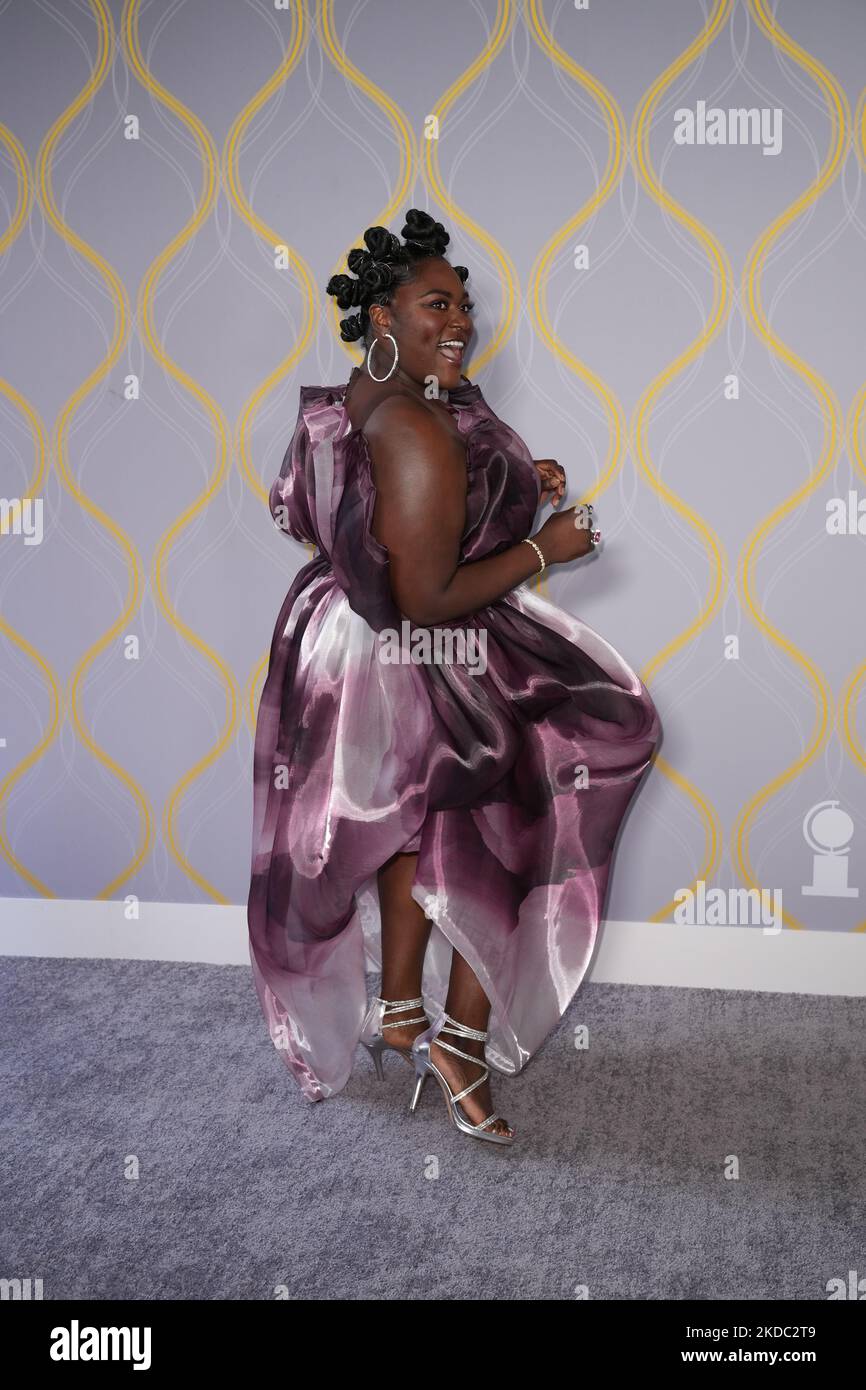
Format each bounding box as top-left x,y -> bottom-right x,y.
437,345 -> 464,364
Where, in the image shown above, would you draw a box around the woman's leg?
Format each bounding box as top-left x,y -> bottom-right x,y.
376,849 -> 433,1050
378,851 -> 513,1137
429,951 -> 514,1138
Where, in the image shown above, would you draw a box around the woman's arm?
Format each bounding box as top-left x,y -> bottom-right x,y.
365,395 -> 542,627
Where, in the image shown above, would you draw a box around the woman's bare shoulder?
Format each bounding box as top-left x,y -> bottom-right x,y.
363,390 -> 463,452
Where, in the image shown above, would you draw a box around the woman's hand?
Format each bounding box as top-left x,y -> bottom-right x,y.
533,458 -> 566,508
532,503 -> 597,564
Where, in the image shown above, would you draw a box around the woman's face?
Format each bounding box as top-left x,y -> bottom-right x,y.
369,257 -> 475,392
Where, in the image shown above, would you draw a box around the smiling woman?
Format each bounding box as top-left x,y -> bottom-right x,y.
246,208 -> 661,1148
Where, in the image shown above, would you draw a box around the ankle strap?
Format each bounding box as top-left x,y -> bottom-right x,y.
376,996 -> 424,1012
441,1011 -> 488,1042
376,995 -> 427,1031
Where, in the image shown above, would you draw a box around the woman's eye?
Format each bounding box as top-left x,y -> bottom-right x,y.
429,300 -> 474,312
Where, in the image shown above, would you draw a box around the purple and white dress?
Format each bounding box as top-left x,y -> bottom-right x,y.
247,373 -> 661,1102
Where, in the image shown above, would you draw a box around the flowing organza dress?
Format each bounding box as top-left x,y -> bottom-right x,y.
247,369 -> 661,1103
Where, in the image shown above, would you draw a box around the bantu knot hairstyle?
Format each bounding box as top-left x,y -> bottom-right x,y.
326,208 -> 469,345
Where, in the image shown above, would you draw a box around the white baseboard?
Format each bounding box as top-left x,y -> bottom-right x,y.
0,897 -> 864,997
0,898 -> 252,966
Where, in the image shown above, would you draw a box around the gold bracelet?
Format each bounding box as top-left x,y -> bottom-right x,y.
521,537 -> 546,573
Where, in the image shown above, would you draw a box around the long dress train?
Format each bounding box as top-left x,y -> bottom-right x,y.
247,372 -> 661,1102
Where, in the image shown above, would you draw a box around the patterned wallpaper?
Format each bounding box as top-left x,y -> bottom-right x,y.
1,0 -> 864,939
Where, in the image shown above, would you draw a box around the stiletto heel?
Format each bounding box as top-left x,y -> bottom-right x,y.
367,1038 -> 386,1082
409,1012 -> 515,1145
409,1062 -> 428,1112
359,995 -> 428,1078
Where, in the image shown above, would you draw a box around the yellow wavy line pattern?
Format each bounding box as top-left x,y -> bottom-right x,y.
223,1 -> 317,732
0,125 -> 59,896
319,0 -> 419,364
831,83 -> 866,930
629,0 -> 734,921
231,0 -> 315,513
38,0 -> 156,902
123,0 -> 236,904
732,0 -> 850,930
523,0 -> 628,595
421,0 -> 519,376
840,81 -> 866,767
841,48 -> 866,789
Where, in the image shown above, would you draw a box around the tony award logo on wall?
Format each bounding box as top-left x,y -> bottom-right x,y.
801,802 -> 859,899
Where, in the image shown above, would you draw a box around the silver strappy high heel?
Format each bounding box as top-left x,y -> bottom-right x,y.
409,1012 -> 515,1145
360,995 -> 428,1080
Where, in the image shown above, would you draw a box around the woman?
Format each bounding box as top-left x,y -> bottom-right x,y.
247,209 -> 661,1146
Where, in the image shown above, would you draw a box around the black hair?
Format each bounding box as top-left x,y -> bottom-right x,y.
326,208 -> 469,345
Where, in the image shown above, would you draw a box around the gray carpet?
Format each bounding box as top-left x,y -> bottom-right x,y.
1,955 -> 862,1300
